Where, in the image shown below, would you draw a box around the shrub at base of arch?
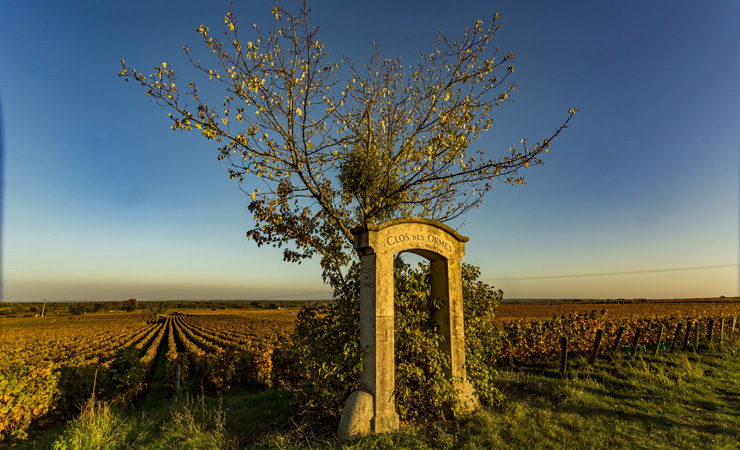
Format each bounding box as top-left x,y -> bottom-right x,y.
461,264 -> 505,408
275,260 -> 503,426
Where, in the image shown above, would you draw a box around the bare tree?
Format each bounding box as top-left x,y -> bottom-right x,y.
120,1 -> 576,285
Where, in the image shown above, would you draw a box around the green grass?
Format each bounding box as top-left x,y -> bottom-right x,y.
9,342 -> 740,449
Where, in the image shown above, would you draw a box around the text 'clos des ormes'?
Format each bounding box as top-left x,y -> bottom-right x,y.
385,233 -> 452,253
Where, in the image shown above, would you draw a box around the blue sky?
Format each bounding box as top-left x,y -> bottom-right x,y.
2,0 -> 738,302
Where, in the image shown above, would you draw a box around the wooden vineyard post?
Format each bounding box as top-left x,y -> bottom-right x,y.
693,322 -> 700,350
653,325 -> 664,356
611,326 -> 625,355
630,328 -> 642,358
175,364 -> 182,393
670,323 -> 683,353
682,321 -> 692,351
707,319 -> 715,345
560,336 -> 568,378
719,318 -> 724,346
589,329 -> 604,366
732,316 -> 737,334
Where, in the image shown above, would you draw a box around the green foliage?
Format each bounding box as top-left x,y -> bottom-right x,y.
106,346 -> 147,401
56,363 -> 102,413
56,347 -> 146,413
0,356 -> 59,439
461,264 -> 505,406
338,143 -> 404,224
392,260 -> 456,420
196,346 -> 275,393
121,299 -> 138,312
68,304 -> 87,315
150,301 -> 168,314
275,263 -> 364,421
277,260 -> 503,425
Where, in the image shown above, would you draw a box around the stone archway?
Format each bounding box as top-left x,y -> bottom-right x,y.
338,218 -> 478,438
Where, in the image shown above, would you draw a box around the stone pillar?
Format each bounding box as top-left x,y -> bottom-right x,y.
358,251 -> 399,432
443,255 -> 478,411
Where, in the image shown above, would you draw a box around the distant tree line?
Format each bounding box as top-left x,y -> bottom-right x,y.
137,299 -> 329,311
0,299 -> 329,317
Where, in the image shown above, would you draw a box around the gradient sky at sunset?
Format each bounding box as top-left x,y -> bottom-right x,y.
2,0 -> 738,301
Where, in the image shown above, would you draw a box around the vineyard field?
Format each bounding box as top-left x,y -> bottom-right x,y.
2,298 -> 738,444
0,309 -> 297,441
490,297 -> 740,365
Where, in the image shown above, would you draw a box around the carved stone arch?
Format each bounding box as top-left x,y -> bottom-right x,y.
338,218 -> 479,438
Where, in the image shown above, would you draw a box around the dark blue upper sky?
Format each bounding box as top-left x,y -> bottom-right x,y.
2,0 -> 738,301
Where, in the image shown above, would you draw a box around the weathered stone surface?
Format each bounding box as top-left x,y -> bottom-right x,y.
337,390 -> 374,439
341,217 -> 479,436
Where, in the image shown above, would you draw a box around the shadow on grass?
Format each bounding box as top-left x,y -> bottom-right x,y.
493,349 -> 740,448
221,389 -> 297,446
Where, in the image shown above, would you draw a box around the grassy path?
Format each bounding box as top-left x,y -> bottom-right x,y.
140,335 -> 169,411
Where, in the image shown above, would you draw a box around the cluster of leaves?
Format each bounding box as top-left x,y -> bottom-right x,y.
56,347 -> 147,411
121,299 -> 138,312
0,355 -> 59,440
273,263 -> 365,421
461,264 -> 505,406
276,259 -> 504,426
392,260 -> 455,421
199,346 -> 274,393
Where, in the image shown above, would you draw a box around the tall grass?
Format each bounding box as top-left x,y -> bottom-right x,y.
39,394 -> 229,450
159,394 -> 231,449
50,397 -> 127,450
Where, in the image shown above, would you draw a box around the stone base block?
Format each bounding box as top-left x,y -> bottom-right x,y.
337,390 -> 374,439
457,379 -> 480,414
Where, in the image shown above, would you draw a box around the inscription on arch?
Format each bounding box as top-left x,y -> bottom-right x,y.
384,232 -> 454,255
361,266 -> 376,289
